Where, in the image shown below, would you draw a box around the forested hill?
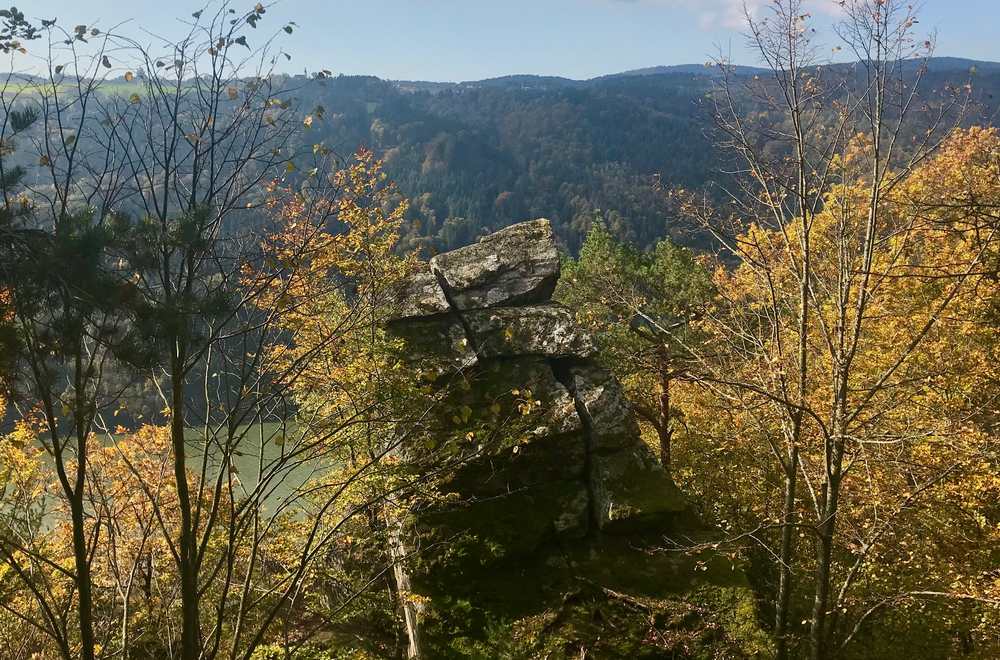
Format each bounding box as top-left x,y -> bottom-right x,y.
285,57 -> 1000,254
291,71 -> 717,255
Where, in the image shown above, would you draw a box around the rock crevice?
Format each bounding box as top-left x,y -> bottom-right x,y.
431,264 -> 485,360
550,357 -> 602,536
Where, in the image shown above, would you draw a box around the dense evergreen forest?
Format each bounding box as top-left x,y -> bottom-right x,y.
279,58 -> 1000,254
0,2 -> 998,659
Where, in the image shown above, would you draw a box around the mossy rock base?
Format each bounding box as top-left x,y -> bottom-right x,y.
417,533 -> 770,659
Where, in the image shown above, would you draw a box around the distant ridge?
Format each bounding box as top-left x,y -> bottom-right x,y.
5,56 -> 1000,257
598,63 -> 767,78
606,57 -> 999,78
391,57 -> 1000,92
910,56 -> 1000,73
6,57 -> 999,91
459,74 -> 583,89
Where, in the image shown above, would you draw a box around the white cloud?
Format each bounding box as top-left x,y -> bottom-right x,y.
610,0 -> 843,30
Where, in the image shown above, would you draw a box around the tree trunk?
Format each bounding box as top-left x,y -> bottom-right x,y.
657,361 -> 673,471
69,493 -> 96,660
171,360 -> 200,660
388,516 -> 423,659
809,492 -> 838,660
811,370 -> 849,660
811,440 -> 845,660
774,444 -> 799,660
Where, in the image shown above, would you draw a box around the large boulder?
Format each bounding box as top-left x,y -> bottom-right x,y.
429,218 -> 560,310
390,219 -> 769,658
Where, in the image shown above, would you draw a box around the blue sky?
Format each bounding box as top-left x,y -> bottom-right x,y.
27,0 -> 1000,81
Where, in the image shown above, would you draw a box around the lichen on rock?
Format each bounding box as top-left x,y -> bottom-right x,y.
428,218 -> 560,310
464,304 -> 596,359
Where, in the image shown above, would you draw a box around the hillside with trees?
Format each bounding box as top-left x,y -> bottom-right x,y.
280,58 -> 1000,255
0,1 -> 998,659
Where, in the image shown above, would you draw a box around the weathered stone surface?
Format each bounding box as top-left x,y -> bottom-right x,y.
430,218 -> 559,310
567,363 -> 639,446
464,304 -> 596,359
434,429 -> 591,556
391,268 -> 449,319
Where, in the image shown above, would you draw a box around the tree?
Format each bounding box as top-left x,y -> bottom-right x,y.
0,3 -> 389,657
258,148 -> 476,658
0,6 -> 38,54
680,1 -> 982,657
679,126 -> 1000,656
0,18 -> 136,659
557,221 -> 715,471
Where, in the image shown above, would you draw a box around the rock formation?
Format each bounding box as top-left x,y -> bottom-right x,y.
389,219 -> 768,658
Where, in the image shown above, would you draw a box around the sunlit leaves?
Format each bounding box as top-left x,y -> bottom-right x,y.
673,126 -> 1000,646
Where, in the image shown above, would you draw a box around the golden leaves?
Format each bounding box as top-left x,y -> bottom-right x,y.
253,149 -> 412,430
